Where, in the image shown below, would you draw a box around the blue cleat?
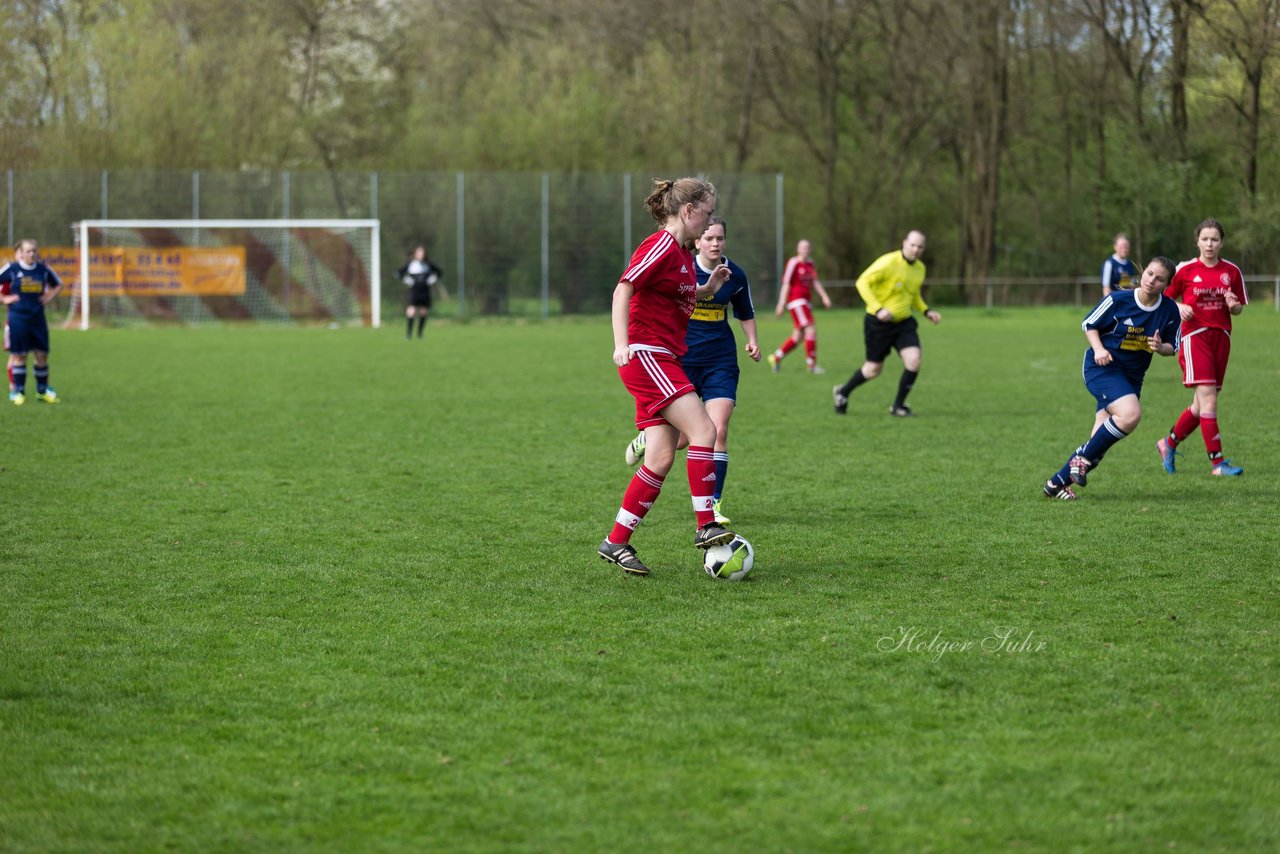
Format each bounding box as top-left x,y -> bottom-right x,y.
1211,460 -> 1243,477
1155,437 -> 1179,474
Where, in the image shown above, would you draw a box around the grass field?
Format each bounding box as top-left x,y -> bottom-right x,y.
2,307 -> 1278,852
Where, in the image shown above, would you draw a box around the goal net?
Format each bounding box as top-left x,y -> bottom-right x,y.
64,219 -> 382,329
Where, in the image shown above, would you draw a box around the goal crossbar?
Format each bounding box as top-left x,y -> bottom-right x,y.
73,219 -> 382,329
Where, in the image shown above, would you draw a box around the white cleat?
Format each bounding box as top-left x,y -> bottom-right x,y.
625,432 -> 646,467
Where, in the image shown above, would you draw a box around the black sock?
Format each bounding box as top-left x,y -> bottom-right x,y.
894,370 -> 918,408
416,316 -> 426,337
406,317 -> 414,338
838,370 -> 869,397
34,365 -> 49,394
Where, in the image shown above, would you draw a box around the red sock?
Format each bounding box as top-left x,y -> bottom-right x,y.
804,337 -> 817,366
1169,408 -> 1199,446
1200,414 -> 1223,464
609,465 -> 664,544
686,445 -> 717,528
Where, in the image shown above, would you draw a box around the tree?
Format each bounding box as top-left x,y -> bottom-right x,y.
1184,0 -> 1280,198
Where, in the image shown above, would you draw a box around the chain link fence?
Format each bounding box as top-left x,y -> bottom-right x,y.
7,169 -> 1276,322
3,169 -> 785,323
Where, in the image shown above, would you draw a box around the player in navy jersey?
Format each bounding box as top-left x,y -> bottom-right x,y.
1043,257 -> 1181,500
623,216 -> 760,524
1100,233 -> 1137,296
598,178 -> 735,576
1,239 -> 64,405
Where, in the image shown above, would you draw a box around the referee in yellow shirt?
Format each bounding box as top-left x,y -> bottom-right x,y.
833,230 -> 941,416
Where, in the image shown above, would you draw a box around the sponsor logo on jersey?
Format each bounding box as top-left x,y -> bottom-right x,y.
690,304 -> 727,322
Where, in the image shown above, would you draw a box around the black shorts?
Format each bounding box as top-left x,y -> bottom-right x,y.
407,285 -> 433,309
864,314 -> 920,363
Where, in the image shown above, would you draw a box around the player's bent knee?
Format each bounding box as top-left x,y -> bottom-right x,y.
646,452 -> 676,475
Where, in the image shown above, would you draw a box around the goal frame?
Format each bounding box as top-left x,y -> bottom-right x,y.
73,219 -> 382,330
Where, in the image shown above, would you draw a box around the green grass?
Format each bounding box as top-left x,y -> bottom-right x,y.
2,307 -> 1278,852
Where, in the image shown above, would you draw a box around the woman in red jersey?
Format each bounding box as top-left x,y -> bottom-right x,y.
1155,218 -> 1247,477
768,239 -> 832,374
597,177 -> 735,576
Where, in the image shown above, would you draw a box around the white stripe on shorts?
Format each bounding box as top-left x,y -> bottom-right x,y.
637,350 -> 678,398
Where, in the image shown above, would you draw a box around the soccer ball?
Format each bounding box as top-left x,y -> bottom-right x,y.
704,535 -> 754,581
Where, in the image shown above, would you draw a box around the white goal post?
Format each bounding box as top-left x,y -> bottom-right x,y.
73,219 -> 382,330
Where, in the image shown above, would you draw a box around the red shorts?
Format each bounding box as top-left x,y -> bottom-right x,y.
1178,327 -> 1231,389
787,299 -> 814,329
619,349 -> 696,429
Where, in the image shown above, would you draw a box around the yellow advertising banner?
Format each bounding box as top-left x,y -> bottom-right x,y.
40,246 -> 247,296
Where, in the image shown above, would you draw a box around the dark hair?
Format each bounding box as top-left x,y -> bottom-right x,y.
1195,218 -> 1225,241
704,215 -> 727,236
1148,255 -> 1176,278
643,177 -> 716,226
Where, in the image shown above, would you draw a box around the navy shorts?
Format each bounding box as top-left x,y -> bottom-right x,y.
864,315 -> 920,363
4,312 -> 50,355
1083,365 -> 1142,412
683,361 -> 739,404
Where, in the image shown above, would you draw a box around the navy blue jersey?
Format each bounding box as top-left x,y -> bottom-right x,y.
682,255 -> 754,366
1081,289 -> 1181,379
1100,255 -> 1137,292
0,261 -> 62,318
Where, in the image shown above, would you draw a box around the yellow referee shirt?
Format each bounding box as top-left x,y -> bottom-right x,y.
855,251 -> 928,321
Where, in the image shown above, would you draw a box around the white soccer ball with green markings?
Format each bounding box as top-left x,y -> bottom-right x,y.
703,535 -> 754,581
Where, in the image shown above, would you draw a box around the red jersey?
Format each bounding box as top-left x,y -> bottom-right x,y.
1166,257 -> 1247,334
621,230 -> 697,356
784,257 -> 817,303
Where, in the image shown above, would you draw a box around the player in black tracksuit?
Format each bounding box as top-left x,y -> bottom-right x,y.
398,244 -> 444,339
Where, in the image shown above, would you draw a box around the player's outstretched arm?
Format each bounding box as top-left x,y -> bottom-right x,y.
696,265 -> 731,298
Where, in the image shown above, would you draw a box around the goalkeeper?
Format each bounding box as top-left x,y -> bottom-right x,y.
398,244 -> 444,339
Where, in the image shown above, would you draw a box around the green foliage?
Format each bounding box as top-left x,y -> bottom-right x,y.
3,0 -> 1280,272
1,309 -> 1278,849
